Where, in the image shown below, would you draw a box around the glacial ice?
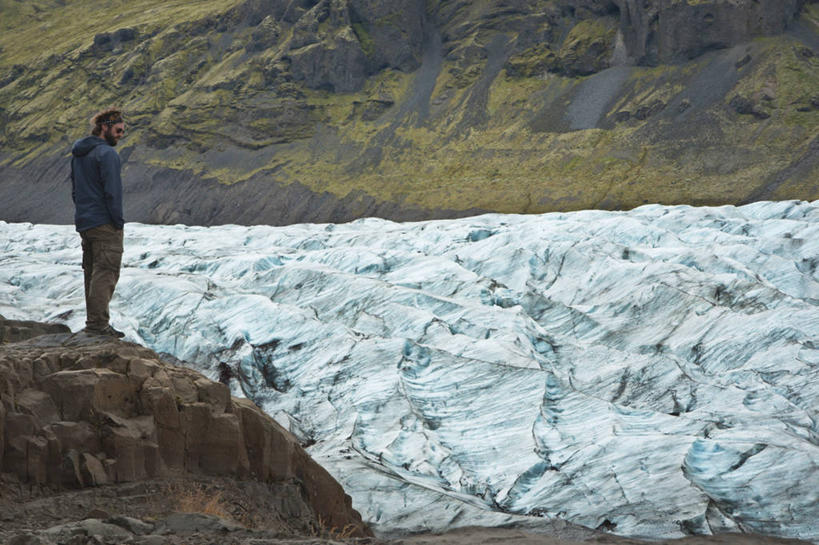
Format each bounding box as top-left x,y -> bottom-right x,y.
1,200 -> 817,541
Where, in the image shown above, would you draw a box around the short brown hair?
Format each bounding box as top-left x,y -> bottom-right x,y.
90,107 -> 124,136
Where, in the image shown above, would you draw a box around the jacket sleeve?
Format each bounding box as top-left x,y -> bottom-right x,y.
99,148 -> 124,229
70,158 -> 76,204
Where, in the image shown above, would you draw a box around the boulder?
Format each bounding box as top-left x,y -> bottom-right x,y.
106,515 -> 155,536
81,452 -> 109,486
155,512 -> 244,534
0,320 -> 70,344
43,518 -> 134,541
729,94 -> 770,119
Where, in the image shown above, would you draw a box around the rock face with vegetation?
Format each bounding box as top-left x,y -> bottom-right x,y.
0,0 -> 817,225
617,0 -> 807,64
0,318 -> 370,542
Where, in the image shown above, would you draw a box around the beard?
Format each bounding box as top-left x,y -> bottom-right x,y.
104,132 -> 118,146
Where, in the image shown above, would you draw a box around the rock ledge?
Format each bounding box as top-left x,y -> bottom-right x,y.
0,321 -> 370,543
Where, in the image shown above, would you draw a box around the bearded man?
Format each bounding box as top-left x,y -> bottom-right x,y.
70,107 -> 127,337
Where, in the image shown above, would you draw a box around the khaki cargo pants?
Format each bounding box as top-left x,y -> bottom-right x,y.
80,224 -> 123,330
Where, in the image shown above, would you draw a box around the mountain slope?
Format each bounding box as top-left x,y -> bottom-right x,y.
0,0 -> 817,224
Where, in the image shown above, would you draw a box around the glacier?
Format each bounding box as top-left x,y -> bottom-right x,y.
1,200 -> 818,541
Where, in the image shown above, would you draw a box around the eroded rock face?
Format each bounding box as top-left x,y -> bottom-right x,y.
0,327 -> 369,537
283,0 -> 426,91
616,0 -> 805,64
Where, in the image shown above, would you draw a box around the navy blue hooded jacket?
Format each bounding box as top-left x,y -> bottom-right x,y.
70,136 -> 124,232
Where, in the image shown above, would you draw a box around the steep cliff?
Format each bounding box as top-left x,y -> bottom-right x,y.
0,0 -> 816,224
616,0 -> 806,64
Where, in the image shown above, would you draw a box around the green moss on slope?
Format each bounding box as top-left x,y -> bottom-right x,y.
0,0 -> 817,219
0,0 -> 241,68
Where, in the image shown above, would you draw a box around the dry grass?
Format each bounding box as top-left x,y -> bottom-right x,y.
165,481 -> 254,527
310,514 -> 360,540
174,483 -> 232,518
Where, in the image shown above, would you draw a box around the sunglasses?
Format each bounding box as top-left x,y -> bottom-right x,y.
103,118 -> 125,135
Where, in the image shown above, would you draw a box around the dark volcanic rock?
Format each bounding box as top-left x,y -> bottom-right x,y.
559,0 -> 620,18
287,30 -> 370,92
0,318 -> 70,344
729,94 -> 770,119
284,0 -> 427,91
350,0 -> 427,73
616,0 -> 805,65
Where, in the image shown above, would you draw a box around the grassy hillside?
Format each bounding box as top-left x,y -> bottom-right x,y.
1,0 -> 817,223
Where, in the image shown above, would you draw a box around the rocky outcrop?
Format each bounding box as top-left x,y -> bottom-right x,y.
349,0 -> 427,73
0,316 -> 70,344
283,0 -> 427,92
616,0 -> 806,64
0,322 -> 370,538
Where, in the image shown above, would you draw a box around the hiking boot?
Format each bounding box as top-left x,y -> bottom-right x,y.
84,325 -> 125,338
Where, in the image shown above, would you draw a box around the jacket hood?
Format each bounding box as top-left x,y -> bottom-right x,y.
72,136 -> 106,157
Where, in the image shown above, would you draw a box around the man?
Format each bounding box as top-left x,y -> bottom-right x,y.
70,107 -> 127,337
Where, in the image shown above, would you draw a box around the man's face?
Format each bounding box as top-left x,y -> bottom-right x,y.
102,122 -> 125,146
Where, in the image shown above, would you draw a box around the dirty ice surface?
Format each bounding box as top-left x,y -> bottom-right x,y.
2,200 -> 818,542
